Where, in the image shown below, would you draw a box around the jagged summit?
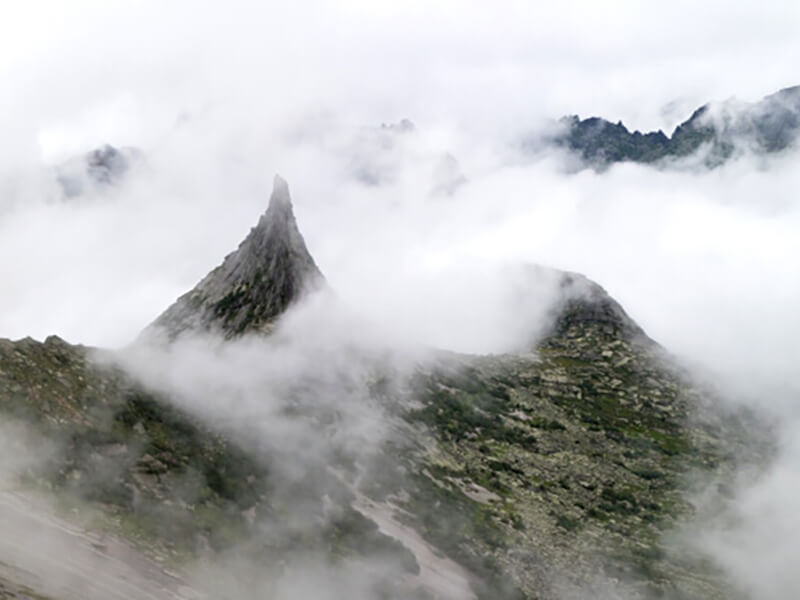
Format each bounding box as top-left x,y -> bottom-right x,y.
269,173 -> 292,208
550,83 -> 800,168
145,175 -> 324,340
146,172 -> 647,352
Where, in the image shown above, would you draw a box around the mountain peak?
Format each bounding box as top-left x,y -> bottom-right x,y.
269,174 -> 291,208
542,272 -> 646,351
145,176 -> 324,340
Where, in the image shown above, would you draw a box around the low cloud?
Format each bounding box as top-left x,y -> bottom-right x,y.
2,2 -> 800,598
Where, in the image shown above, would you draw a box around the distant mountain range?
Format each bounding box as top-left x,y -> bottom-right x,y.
553,85 -> 800,167
48,84 -> 800,207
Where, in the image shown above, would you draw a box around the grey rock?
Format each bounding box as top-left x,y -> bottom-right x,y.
145,175 -> 324,340
546,84 -> 800,169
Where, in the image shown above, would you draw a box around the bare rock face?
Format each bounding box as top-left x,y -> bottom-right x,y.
544,271 -> 646,347
146,175 -> 324,340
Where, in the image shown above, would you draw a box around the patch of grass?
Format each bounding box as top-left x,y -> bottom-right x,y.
554,514 -> 581,532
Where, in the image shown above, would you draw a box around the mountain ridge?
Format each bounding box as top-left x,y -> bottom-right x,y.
0,177 -> 771,600
553,84 -> 800,167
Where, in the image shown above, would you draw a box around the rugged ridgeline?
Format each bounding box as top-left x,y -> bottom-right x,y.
554,84 -> 800,167
0,178 -> 768,599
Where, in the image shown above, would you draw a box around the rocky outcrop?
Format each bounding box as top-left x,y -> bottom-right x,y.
146,175 -> 324,340
543,271 -> 647,349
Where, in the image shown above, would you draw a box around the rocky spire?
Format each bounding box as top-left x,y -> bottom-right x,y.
145,175 -> 325,340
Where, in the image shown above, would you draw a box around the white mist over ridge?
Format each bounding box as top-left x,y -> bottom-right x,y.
2,2 -> 800,598
1,115 -> 799,386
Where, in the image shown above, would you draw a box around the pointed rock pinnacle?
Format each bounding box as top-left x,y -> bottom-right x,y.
145,176 -> 325,340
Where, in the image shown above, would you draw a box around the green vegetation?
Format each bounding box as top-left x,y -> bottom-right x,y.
394,302 -> 761,600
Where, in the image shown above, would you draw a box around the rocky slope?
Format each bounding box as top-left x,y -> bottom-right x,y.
0,177 -> 770,599
553,84 -> 800,168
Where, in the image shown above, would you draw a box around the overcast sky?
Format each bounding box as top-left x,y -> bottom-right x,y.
2,0 -> 800,158
1,0 -> 799,382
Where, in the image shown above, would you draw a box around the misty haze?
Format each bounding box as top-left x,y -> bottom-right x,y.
1,2 -> 799,599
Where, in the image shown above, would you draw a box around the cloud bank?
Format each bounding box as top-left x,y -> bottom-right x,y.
2,1 -> 800,597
